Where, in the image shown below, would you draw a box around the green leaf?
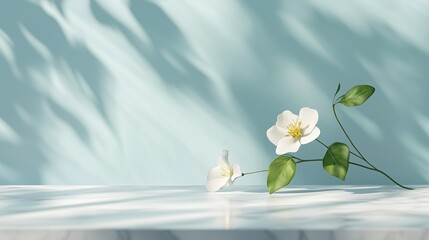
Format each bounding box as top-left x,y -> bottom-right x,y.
334,83 -> 341,97
267,156 -> 296,194
323,142 -> 350,180
338,85 -> 375,107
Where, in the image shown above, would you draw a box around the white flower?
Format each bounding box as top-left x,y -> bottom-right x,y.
206,150 -> 242,192
267,107 -> 320,155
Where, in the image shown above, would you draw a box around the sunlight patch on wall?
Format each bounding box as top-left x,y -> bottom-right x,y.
22,0 -> 269,184
0,28 -> 19,77
401,133 -> 429,181
280,8 -> 337,65
275,60 -> 331,119
359,56 -> 421,111
0,117 -> 20,145
306,0 -> 429,54
340,109 -> 382,141
157,0 -> 259,80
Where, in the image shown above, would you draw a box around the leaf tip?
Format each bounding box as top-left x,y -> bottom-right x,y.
334,83 -> 341,96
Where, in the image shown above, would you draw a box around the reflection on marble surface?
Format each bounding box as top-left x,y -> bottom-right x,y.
0,185 -> 428,231
0,230 -> 429,240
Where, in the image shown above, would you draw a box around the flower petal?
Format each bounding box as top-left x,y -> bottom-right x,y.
299,107 -> 319,135
276,136 -> 301,154
276,110 -> 299,129
217,150 -> 230,168
224,179 -> 233,187
231,164 -> 242,181
266,125 -> 287,145
206,166 -> 230,192
300,127 -> 320,145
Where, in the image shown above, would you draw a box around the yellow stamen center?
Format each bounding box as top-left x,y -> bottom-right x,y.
221,167 -> 233,177
287,121 -> 303,139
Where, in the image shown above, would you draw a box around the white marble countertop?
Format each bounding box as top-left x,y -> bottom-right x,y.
0,185 -> 427,231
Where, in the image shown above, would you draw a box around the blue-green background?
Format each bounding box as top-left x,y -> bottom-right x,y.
0,0 -> 428,185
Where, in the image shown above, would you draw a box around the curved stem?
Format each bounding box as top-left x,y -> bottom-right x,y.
290,155 -> 322,162
372,169 -> 413,190
295,159 -> 412,189
349,162 -> 374,171
331,104 -> 412,190
316,138 -> 329,149
295,159 -> 321,163
316,139 -> 364,160
295,158 -> 369,170
241,158 -> 413,189
293,149 -> 370,170
242,169 -> 268,176
332,104 -> 375,168
352,162 -> 412,189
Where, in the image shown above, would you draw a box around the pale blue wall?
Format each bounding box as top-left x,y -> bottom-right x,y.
0,0 -> 428,185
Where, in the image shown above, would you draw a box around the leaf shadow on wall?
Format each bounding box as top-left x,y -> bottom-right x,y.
0,0 -> 428,185
0,0 -> 110,183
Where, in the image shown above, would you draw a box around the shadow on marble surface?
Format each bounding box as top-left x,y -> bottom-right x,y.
0,186 -> 428,230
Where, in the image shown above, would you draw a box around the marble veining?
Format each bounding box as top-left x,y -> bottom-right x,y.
0,185 -> 428,239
